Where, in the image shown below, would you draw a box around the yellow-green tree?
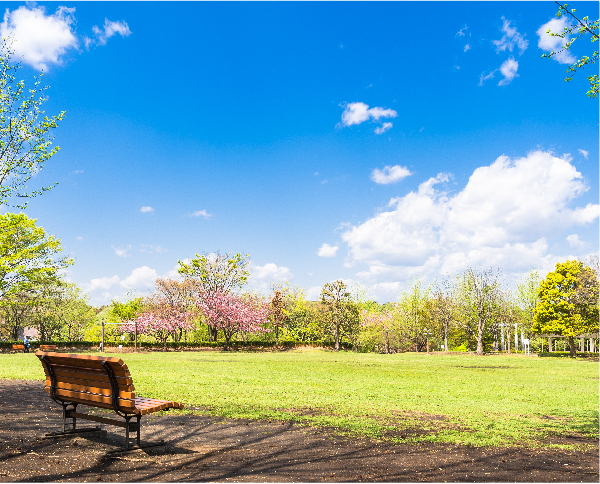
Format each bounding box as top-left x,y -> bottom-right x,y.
533,260 -> 599,356
0,39 -> 65,208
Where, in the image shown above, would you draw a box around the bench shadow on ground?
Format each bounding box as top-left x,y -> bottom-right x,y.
1,379 -> 598,482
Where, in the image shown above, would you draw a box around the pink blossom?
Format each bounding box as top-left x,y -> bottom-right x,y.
197,291 -> 270,349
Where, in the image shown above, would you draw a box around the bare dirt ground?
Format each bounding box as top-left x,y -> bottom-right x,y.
0,379 -> 598,482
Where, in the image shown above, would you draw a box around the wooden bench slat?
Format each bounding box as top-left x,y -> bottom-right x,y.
45,379 -> 136,399
45,374 -> 135,392
42,357 -> 131,377
41,365 -> 133,385
46,387 -> 137,409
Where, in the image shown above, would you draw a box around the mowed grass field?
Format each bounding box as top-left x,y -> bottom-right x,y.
1,349 -> 598,448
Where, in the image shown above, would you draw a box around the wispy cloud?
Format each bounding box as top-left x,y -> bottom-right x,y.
140,244 -> 167,254
374,122 -> 393,135
479,69 -> 497,86
111,245 -> 132,258
140,206 -> 154,213
0,5 -> 77,71
456,25 -> 468,37
89,19 -> 131,47
371,165 -> 412,185
191,209 -> 212,219
578,149 -> 589,159
493,17 -> 528,55
498,57 -> 519,86
464,43 -> 471,53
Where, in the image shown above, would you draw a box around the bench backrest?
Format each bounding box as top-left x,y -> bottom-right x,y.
35,351 -> 137,412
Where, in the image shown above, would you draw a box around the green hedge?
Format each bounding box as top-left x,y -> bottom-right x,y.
538,351 -> 598,358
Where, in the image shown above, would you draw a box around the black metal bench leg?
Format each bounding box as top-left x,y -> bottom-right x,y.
136,415 -> 141,447
125,415 -> 131,449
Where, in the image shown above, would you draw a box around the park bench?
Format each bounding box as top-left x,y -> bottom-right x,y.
39,345 -> 57,351
35,351 -> 184,448
12,344 -> 24,351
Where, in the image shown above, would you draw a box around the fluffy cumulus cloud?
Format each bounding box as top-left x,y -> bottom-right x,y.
371,165 -> 412,185
493,17 -> 528,55
317,243 -> 339,258
341,150 -> 599,290
250,263 -> 293,281
537,17 -> 576,64
0,5 -> 78,71
338,102 -> 397,133
498,57 -> 519,86
566,234 -> 585,249
140,206 -> 154,213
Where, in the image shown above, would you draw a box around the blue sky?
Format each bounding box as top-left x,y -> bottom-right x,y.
2,1 -> 598,305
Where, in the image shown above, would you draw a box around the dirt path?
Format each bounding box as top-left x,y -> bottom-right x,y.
0,379 -> 597,482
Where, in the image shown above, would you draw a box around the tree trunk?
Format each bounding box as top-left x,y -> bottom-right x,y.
444,323 -> 449,353
334,323 -> 340,351
568,336 -> 577,357
476,320 -> 484,355
208,324 -> 218,342
275,327 -> 279,349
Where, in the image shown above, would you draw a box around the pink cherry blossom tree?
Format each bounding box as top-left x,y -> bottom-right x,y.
120,302 -> 193,351
197,290 -> 270,350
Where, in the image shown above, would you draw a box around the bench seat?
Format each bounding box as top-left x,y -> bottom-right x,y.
36,351 -> 184,448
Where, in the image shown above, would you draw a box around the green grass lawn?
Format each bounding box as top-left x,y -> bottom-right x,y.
2,349 -> 598,448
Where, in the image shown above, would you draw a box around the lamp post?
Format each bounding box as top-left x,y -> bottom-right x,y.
423,329 -> 432,353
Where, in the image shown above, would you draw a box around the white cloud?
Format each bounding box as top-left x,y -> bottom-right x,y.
493,17 -> 528,55
317,243 -> 339,258
87,275 -> 120,292
111,245 -> 132,258
456,25 -> 468,37
91,19 -> 131,46
191,209 -> 212,219
498,57 -> 519,86
140,206 -> 154,213
537,17 -> 576,64
371,165 -> 412,185
121,266 -> 158,288
464,43 -> 471,53
479,70 -> 497,86
566,234 -> 585,249
374,122 -> 393,135
76,236 -> 83,241
578,149 -> 589,159
0,5 -> 78,71
339,102 -> 397,127
306,286 -> 322,301
250,263 -> 293,281
140,244 -> 167,254
341,150 -> 599,288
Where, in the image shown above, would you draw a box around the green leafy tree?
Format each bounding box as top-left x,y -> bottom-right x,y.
0,213 -> 73,298
542,2 -> 599,98
456,268 -> 502,355
397,279 -> 432,352
516,269 -> 541,336
177,251 -> 250,341
0,289 -> 36,340
534,260 -> 599,356
0,39 -> 65,208
430,278 -> 456,353
320,280 -> 358,351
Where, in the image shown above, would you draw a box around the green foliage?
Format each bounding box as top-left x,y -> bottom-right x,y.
109,296 -> 144,323
0,213 -> 73,298
533,260 -> 599,355
0,39 -> 65,208
320,280 -> 360,350
542,2 -> 599,98
177,251 -> 250,293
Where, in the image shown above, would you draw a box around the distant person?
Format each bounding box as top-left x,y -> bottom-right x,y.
23,336 -> 31,353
